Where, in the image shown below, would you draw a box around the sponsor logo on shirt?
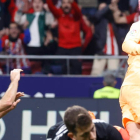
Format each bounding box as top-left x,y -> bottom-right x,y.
129,29 -> 137,36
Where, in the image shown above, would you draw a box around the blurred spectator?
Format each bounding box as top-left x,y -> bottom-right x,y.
78,0 -> 98,16
15,0 -> 58,74
80,15 -> 93,52
15,0 -> 33,13
90,2 -> 120,76
112,2 -> 139,56
129,0 -> 138,12
47,0 -> 83,74
113,5 -> 139,25
82,15 -> 96,55
0,1 -> 4,31
15,0 -> 56,55
1,0 -> 18,25
93,74 -> 120,99
0,0 -> 18,38
0,22 -> 31,73
99,0 -> 130,12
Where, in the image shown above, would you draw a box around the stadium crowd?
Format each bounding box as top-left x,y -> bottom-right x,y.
0,0 -> 138,75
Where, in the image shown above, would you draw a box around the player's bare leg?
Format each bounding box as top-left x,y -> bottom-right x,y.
126,122 -> 140,140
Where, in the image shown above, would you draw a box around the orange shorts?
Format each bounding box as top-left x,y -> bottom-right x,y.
119,86 -> 140,128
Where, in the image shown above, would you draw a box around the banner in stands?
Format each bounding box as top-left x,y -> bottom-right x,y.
1,99 -> 122,140
0,76 -> 122,98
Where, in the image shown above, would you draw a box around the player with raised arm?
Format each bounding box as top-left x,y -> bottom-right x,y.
0,69 -> 24,118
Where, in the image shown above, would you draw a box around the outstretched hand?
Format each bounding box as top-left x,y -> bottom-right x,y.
0,92 -> 24,118
8,92 -> 24,111
10,69 -> 23,82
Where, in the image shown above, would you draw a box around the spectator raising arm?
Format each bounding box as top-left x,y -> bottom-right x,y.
93,3 -> 111,23
47,0 -> 62,18
71,1 -> 82,19
113,10 -> 127,24
15,12 -> 27,25
0,69 -> 22,112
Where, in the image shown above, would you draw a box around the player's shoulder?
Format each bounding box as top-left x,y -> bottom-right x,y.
47,121 -> 69,140
48,121 -> 65,133
93,119 -> 109,130
93,120 -> 111,138
93,119 -> 115,131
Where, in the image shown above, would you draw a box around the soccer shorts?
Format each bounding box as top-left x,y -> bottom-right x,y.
119,85 -> 140,128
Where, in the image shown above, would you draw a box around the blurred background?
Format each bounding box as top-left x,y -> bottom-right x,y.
0,0 -> 137,139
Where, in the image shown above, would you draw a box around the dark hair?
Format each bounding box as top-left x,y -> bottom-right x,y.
64,106 -> 92,134
103,74 -> 116,87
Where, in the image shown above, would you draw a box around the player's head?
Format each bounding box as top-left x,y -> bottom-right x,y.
33,0 -> 44,12
64,106 -> 96,140
103,74 -> 117,87
9,22 -> 20,39
61,0 -> 72,14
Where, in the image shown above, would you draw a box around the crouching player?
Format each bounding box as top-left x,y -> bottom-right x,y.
47,106 -> 126,140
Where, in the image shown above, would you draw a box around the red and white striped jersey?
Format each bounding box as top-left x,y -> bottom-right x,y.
103,23 -> 119,56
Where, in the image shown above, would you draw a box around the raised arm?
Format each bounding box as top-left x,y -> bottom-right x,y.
113,10 -> 127,24
122,23 -> 140,55
47,0 -> 62,18
0,69 -> 22,112
93,5 -> 111,23
71,1 -> 82,20
14,12 -> 27,25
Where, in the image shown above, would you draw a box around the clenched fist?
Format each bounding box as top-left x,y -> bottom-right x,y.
10,69 -> 23,82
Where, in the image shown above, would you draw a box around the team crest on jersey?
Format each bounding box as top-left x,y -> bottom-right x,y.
129,29 -> 137,36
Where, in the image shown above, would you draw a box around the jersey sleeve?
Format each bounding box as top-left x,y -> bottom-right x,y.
47,0 -> 62,18
122,22 -> 140,55
126,13 -> 136,24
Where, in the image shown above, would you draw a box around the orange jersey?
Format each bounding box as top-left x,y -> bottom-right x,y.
122,21 -> 140,86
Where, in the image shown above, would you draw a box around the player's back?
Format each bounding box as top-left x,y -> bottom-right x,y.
122,21 -> 140,86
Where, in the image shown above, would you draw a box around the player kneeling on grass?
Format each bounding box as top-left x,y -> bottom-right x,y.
0,69 -> 24,118
47,106 -> 124,140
